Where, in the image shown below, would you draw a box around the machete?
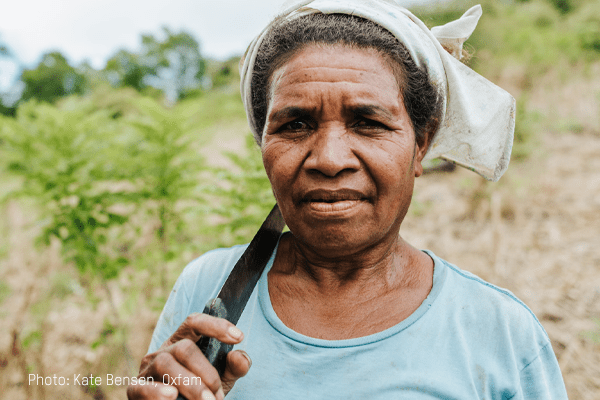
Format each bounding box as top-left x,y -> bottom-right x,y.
177,204 -> 285,400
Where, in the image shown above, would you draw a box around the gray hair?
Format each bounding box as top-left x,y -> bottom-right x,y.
250,13 -> 442,147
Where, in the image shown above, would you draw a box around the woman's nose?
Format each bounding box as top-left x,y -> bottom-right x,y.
303,124 -> 360,177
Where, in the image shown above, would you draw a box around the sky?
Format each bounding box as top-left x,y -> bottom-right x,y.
0,0 -> 433,90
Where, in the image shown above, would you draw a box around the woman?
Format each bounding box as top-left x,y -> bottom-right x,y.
128,1 -> 567,399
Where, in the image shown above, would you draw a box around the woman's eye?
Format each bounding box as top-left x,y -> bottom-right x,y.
353,118 -> 388,130
281,120 -> 310,131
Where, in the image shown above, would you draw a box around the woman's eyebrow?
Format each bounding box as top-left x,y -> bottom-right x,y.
270,106 -> 311,121
351,105 -> 395,120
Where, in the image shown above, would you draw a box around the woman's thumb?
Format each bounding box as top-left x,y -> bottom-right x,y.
221,350 -> 252,395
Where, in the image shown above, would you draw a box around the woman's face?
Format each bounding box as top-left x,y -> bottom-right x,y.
262,44 -> 429,258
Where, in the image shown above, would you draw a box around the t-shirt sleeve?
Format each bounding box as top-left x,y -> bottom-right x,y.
511,342 -> 568,399
146,245 -> 249,354
147,272 -> 191,354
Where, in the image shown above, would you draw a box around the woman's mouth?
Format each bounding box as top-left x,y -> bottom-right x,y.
300,189 -> 370,213
306,199 -> 366,212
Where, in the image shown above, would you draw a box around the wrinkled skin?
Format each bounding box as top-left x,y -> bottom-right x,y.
262,44 -> 427,259
262,44 -> 434,340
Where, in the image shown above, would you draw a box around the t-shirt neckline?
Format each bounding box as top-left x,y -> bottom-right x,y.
257,240 -> 447,348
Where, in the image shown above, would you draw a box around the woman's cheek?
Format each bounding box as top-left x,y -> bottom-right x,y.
262,142 -> 294,193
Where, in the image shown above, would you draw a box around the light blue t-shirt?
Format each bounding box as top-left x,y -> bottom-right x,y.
149,243 -> 568,399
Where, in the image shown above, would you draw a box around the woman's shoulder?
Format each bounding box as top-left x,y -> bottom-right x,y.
147,243 -> 251,353
425,251 -> 552,361
427,251 -> 539,315
174,244 -> 253,316
178,243 -> 250,287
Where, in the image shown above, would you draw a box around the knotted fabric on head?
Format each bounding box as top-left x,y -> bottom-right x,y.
240,0 -> 515,181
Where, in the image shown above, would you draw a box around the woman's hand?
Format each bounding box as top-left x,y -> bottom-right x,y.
127,313 -> 252,400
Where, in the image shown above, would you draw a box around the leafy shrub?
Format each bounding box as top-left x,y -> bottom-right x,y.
1,99 -> 133,279
548,0 -> 574,14
205,136 -> 276,247
578,17 -> 600,52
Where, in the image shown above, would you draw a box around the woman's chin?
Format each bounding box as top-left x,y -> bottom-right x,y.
289,221 -> 389,260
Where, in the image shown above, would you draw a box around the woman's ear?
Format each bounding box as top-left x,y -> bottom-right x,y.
414,127 -> 434,178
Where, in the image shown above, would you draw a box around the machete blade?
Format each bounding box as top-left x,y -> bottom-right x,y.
177,204 -> 284,400
196,204 -> 285,372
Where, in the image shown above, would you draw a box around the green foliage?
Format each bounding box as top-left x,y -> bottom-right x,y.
206,136 -> 276,247
562,1 -> 600,59
104,27 -> 206,103
0,35 -> 15,115
416,3 -> 470,27
0,281 -> 10,305
20,52 -> 86,104
205,56 -> 241,90
579,17 -> 600,52
91,319 -> 116,349
409,198 -> 432,218
177,90 -> 246,134
104,50 -> 149,92
124,97 -> 207,269
50,272 -> 83,299
21,330 -> 42,349
0,102 -> 15,117
0,42 -> 9,56
0,89 -> 210,285
512,97 -> 542,161
1,99 -> 132,279
582,318 -> 600,344
425,0 -> 599,82
547,0 -> 575,14
211,65 -> 234,88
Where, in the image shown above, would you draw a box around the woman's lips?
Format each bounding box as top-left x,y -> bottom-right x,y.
306,199 -> 366,213
299,189 -> 370,214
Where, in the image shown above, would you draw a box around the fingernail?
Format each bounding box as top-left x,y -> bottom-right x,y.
201,390 -> 216,400
228,326 -> 243,339
216,387 -> 225,400
160,385 -> 178,397
240,350 -> 252,368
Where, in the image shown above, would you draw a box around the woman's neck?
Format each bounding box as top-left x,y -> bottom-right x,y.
274,232 -> 425,292
268,232 -> 434,339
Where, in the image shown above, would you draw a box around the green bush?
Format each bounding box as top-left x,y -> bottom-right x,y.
205,136 -> 276,247
1,99 -> 133,279
0,92 -> 211,282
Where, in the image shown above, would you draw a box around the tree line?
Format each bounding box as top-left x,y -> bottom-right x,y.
0,27 -> 239,116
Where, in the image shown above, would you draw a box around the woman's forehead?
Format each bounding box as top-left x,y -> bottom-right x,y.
273,44 -> 396,80
268,44 -> 402,109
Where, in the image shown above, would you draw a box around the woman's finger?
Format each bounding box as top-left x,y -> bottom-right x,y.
169,338 -> 222,393
126,381 -> 178,400
133,315 -> 248,399
220,350 -> 252,395
162,313 -> 245,349
144,351 -> 217,400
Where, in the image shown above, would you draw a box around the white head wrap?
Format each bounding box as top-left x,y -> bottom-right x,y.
240,0 -> 515,181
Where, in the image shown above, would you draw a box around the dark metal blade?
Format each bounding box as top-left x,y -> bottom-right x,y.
195,204 -> 285,374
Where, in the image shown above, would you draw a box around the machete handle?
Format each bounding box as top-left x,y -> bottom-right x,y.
176,303 -> 232,400
197,334 -> 233,375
